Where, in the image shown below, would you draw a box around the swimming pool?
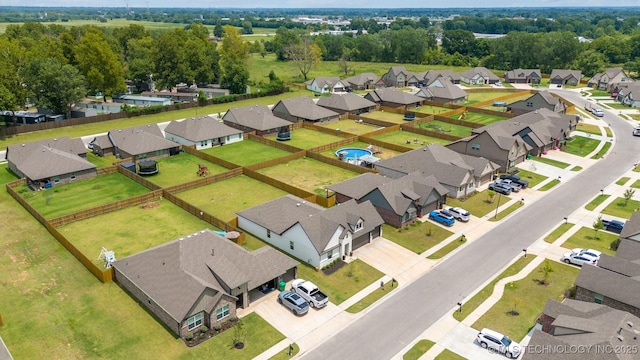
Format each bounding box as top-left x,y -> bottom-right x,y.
335,148 -> 373,160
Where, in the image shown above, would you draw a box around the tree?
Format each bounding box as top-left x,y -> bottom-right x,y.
593,215 -> 604,239
152,29 -> 191,90
285,36 -> 322,81
486,189 -> 496,203
0,37 -> 28,120
338,51 -> 351,76
538,259 -> 554,285
441,29 -> 476,56
571,49 -> 607,77
75,28 -> 125,101
23,58 -> 85,119
219,26 -> 250,94
624,188 -> 636,206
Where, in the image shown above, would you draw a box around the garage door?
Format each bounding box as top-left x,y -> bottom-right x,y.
352,233 -> 371,250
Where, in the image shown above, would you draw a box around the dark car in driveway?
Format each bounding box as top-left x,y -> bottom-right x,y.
499,174 -> 529,189
602,219 -> 624,234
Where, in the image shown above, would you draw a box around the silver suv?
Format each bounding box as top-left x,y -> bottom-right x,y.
445,207 -> 470,222
477,328 -> 521,358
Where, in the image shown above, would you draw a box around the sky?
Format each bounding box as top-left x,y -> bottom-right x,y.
0,1 -> 639,8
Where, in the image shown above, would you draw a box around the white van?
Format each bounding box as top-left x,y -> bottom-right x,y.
592,108 -> 604,117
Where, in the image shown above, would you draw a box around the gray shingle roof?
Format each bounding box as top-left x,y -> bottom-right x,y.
576,263 -> 640,309
223,104 -> 292,131
504,68 -> 541,80
308,76 -> 342,88
164,116 -> 242,142
550,69 -> 582,81
423,70 -> 461,84
112,229 -> 298,322
109,124 -> 179,156
326,173 -> 389,199
417,80 -> 467,101
343,73 -> 380,87
621,213 -> 640,241
460,67 -> 500,81
365,88 -> 423,105
537,90 -> 560,105
274,96 -> 339,121
316,93 -> 377,112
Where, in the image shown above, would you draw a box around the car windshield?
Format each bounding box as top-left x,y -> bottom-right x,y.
299,301 -> 309,308
501,336 -> 512,346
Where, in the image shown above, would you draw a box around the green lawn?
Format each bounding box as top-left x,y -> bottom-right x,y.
513,169 -> 548,188
286,127 -> 346,148
465,92 -> 516,105
257,157 -> 359,197
589,90 -> 610,96
538,179 -> 560,191
576,123 -> 603,136
413,105 -> 452,115
319,118 -> 381,136
427,236 -> 467,259
269,343 -> 299,360
148,153 -> 231,187
631,180 -> 640,189
176,175 -> 288,222
605,127 -> 613,137
571,166 -> 582,171
472,261 -> 580,342
373,131 -> 451,148
601,197 -> 640,219
297,260 -> 384,305
449,111 -> 509,125
544,223 -> 575,243
346,280 -> 397,313
86,151 -> 117,168
403,339 -> 435,360
202,139 -> 293,166
435,349 -> 466,360
530,156 -> 570,169
617,177 -> 631,186
489,201 -> 524,221
19,172 -> 150,219
453,256 -> 536,321
562,136 -> 600,156
561,226 -> 617,256
606,102 -> 630,109
383,223 -> 454,254
591,141 -> 611,159
635,164 -> 640,172
446,190 -> 511,218
362,110 -> 407,123
585,194 -> 610,211
415,120 -> 473,138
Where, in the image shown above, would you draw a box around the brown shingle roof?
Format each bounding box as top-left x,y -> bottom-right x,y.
164,116 -> 242,142
343,73 -> 380,87
327,172 -> 389,199
460,67 -> 500,81
274,96 -> 339,121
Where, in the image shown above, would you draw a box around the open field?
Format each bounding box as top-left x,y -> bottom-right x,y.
320,141 -> 399,160
286,127 -> 346,149
383,222 -> 454,254
60,200 -> 214,266
372,131 -> 451,148
257,157 -> 359,197
202,139 -> 293,166
318,119 -> 381,136
449,111 -> 509,125
20,172 -> 150,219
148,153 -> 231,187
176,175 -> 288,222
416,120 -> 473,138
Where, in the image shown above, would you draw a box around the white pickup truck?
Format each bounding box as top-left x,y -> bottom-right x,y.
290,279 -> 329,308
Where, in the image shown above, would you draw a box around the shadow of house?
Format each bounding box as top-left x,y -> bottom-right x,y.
507,90 -> 567,116
238,195 -> 384,268
503,68 -> 541,84
364,88 -> 423,110
549,69 -> 582,86
222,104 -> 292,137
164,115 -> 243,150
111,229 -> 298,338
90,124 -> 180,162
6,136 -> 96,188
328,172 -> 449,228
316,93 -> 378,116
272,96 -> 340,124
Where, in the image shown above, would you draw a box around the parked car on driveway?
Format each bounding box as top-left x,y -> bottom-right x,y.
561,251 -> 598,266
428,210 -> 455,227
278,290 -> 309,315
477,328 -> 521,359
602,219 -> 624,234
291,279 -> 329,308
445,207 -> 470,222
495,179 -> 521,192
488,182 -> 512,195
499,174 -> 529,188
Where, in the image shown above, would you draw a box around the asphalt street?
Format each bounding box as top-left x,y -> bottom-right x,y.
300,90 -> 639,360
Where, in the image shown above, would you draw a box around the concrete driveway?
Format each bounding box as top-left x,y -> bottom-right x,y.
355,237 -> 433,284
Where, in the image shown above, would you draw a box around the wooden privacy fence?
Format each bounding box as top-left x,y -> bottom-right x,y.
308,137 -> 358,154
399,125 -> 462,142
248,133 -> 303,153
433,114 -> 485,129
305,151 -> 377,175
163,168 -> 243,194
117,164 -> 162,190
301,122 -> 357,139
467,106 -> 516,118
244,151 -> 305,171
351,114 -> 399,128
358,135 -> 414,153
243,167 -> 317,203
182,145 -> 241,170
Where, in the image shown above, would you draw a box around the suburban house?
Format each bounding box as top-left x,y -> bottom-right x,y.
90,124 -> 180,161
549,69 -> 582,86
222,104 -> 292,137
111,229 -> 298,337
343,72 -> 380,90
587,67 -> 634,91
327,172 -> 449,227
374,144 -> 499,198
422,69 -> 461,85
74,100 -> 123,114
5,136 -> 97,188
141,91 -> 198,103
381,66 -> 412,87
237,195 -> 384,269
306,76 -> 348,94
507,90 -> 567,115
316,93 -> 377,115
524,298 -> 640,360
187,87 -> 231,99
271,96 -> 340,123
503,68 -> 541,84
415,79 -> 468,104
364,88 -> 423,109
460,67 -> 500,85
619,83 -> 640,108
574,213 -> 640,318
113,95 -> 172,107
164,116 -> 244,150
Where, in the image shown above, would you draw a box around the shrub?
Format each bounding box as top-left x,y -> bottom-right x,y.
229,315 -> 238,322
610,238 -> 621,251
185,332 -> 194,341
200,325 -> 208,333
214,324 -> 222,331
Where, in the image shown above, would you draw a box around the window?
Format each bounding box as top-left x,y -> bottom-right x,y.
53,176 -> 60,184
267,229 -> 271,238
471,143 -> 480,151
216,304 -> 230,320
139,153 -> 147,159
70,173 -> 76,181
594,293 -> 603,304
200,141 -> 207,147
187,313 -> 203,330
459,186 -> 465,191
354,220 -> 363,232
526,102 -> 533,107
155,150 -> 163,156
327,249 -> 333,258
290,241 -> 294,250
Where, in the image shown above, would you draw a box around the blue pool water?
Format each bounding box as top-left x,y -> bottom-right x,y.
335,148 -> 373,159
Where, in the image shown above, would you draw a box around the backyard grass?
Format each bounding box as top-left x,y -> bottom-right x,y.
453,256 -> 536,321
362,110 -> 408,123
631,180 -> 640,189
415,120 -> 473,138
60,199 -> 214,266
286,127 -> 346,148
571,166 -> 582,171
427,236 -> 467,259
591,141 -> 611,159
513,169 -> 548,188
147,153 -> 231,187
601,197 -> 640,219
435,349 -> 466,360
489,201 -> 524,221
446,190 -> 511,218
576,123 -> 603,136
86,151 -> 117,168
585,194 -> 610,210
561,226 -> 617,256
544,223 -> 575,243
373,131 -> 452,148
538,179 -> 560,191
257,157 -> 359,197
269,343 -> 299,360
448,111 -> 509,125
297,260 -> 384,305
346,279 -> 397,313
465,91 -> 518,105
530,156 -> 570,169
562,135 -> 600,156
472,261 -> 580,342
383,222 -> 454,254
403,339 -> 435,360
320,141 -> 399,160
19,172 -> 150,219
617,177 -> 631,186
202,139 -> 293,166
413,105 -> 453,115
176,175 -> 288,222
318,118 -> 381,136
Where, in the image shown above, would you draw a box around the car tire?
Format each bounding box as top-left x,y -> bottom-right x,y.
564,259 -> 571,264
278,298 -> 283,304
294,309 -> 299,315
480,341 -> 488,349
506,352 -> 514,359
309,301 -> 315,308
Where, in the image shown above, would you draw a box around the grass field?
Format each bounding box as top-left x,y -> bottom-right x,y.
363,110 -> 408,124
86,151 -> 117,168
175,175 -> 288,222
632,180 -> 640,189
617,177 -> 631,186
562,135 -> 600,156
20,172 -> 150,219
148,153 -> 231,187
320,141 -> 399,160
576,123 -> 603,136
257,157 -> 358,197
584,194 -> 610,211
373,131 -> 451,148
561,226 -> 617,256
416,120 -> 473,138
513,169 -> 548,188
450,111 -> 509,125
465,91 -> 517,105
601,197 -> 640,219
318,119 -> 381,136
382,222 -> 454,254
286,127 -> 346,148
446,190 -> 511,218
202,139 -> 293,166
414,105 -> 453,115
591,141 -> 611,159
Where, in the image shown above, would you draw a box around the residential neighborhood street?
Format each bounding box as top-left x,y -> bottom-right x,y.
300,89 -> 639,360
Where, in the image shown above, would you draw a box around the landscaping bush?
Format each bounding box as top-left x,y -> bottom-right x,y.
185,332 -> 194,341
610,238 -> 621,251
200,325 -> 208,333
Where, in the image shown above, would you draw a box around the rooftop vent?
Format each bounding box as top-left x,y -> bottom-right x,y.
296,203 -> 301,207
628,321 -> 634,328
211,249 -> 215,257
617,335 -> 624,342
